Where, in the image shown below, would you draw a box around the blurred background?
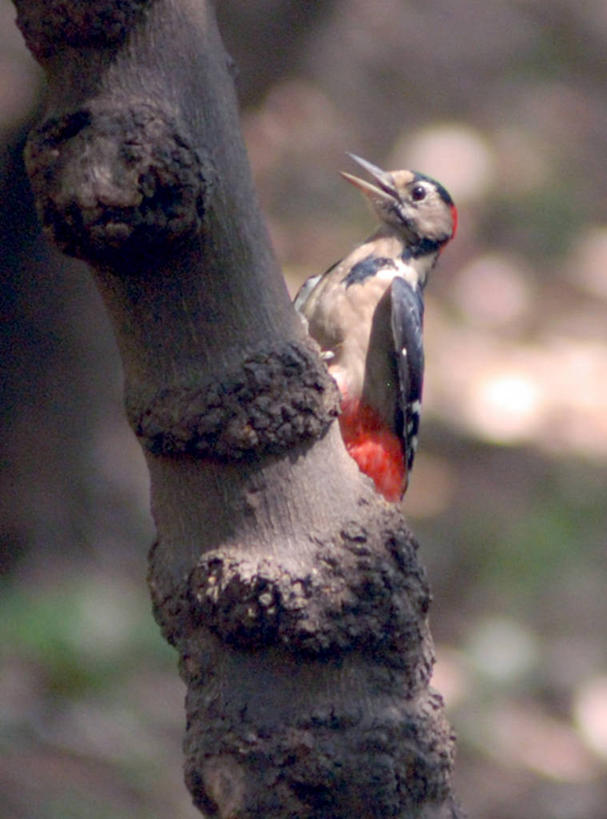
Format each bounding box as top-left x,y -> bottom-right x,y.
2,0 -> 607,816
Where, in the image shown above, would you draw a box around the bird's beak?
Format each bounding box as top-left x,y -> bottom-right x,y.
340,153 -> 398,204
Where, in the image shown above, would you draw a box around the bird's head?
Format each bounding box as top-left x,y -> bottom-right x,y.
341,153 -> 457,249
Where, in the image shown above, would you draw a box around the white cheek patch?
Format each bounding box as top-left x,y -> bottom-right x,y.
418,208 -> 452,241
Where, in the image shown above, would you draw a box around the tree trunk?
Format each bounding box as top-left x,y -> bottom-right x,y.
13,0 -> 461,815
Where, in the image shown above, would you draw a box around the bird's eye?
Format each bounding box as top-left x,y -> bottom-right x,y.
412,185 -> 427,202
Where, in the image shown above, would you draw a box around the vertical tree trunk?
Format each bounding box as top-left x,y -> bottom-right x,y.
14,0 -> 462,815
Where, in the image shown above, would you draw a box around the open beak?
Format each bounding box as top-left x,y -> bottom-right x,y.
339,153 -> 398,204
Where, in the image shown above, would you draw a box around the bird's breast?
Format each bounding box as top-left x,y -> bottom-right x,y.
328,280 -> 400,432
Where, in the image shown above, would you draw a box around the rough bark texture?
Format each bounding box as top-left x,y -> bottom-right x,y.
14,0 -> 462,815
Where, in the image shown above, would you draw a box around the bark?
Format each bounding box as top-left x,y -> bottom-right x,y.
13,0 -> 462,816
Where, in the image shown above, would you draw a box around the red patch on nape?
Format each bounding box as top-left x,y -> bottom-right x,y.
450,203 -> 458,239
339,397 -> 407,502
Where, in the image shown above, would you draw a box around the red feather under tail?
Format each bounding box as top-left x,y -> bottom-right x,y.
338,397 -> 407,502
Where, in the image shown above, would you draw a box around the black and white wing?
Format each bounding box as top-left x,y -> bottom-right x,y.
390,276 -> 425,472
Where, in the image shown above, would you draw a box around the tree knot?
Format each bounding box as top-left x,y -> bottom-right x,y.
185,508 -> 433,679
25,102 -> 210,265
128,340 -> 340,459
15,0 -> 153,60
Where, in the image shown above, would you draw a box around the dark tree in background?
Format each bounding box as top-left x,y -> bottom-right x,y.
12,0 -> 461,816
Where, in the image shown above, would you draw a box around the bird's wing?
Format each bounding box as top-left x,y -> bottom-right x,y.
293,260 -> 341,315
293,273 -> 322,314
390,276 -> 425,471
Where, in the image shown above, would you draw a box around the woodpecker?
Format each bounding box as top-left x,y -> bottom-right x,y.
294,154 -> 457,502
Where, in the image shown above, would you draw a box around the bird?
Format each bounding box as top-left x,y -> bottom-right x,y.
294,153 -> 457,502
